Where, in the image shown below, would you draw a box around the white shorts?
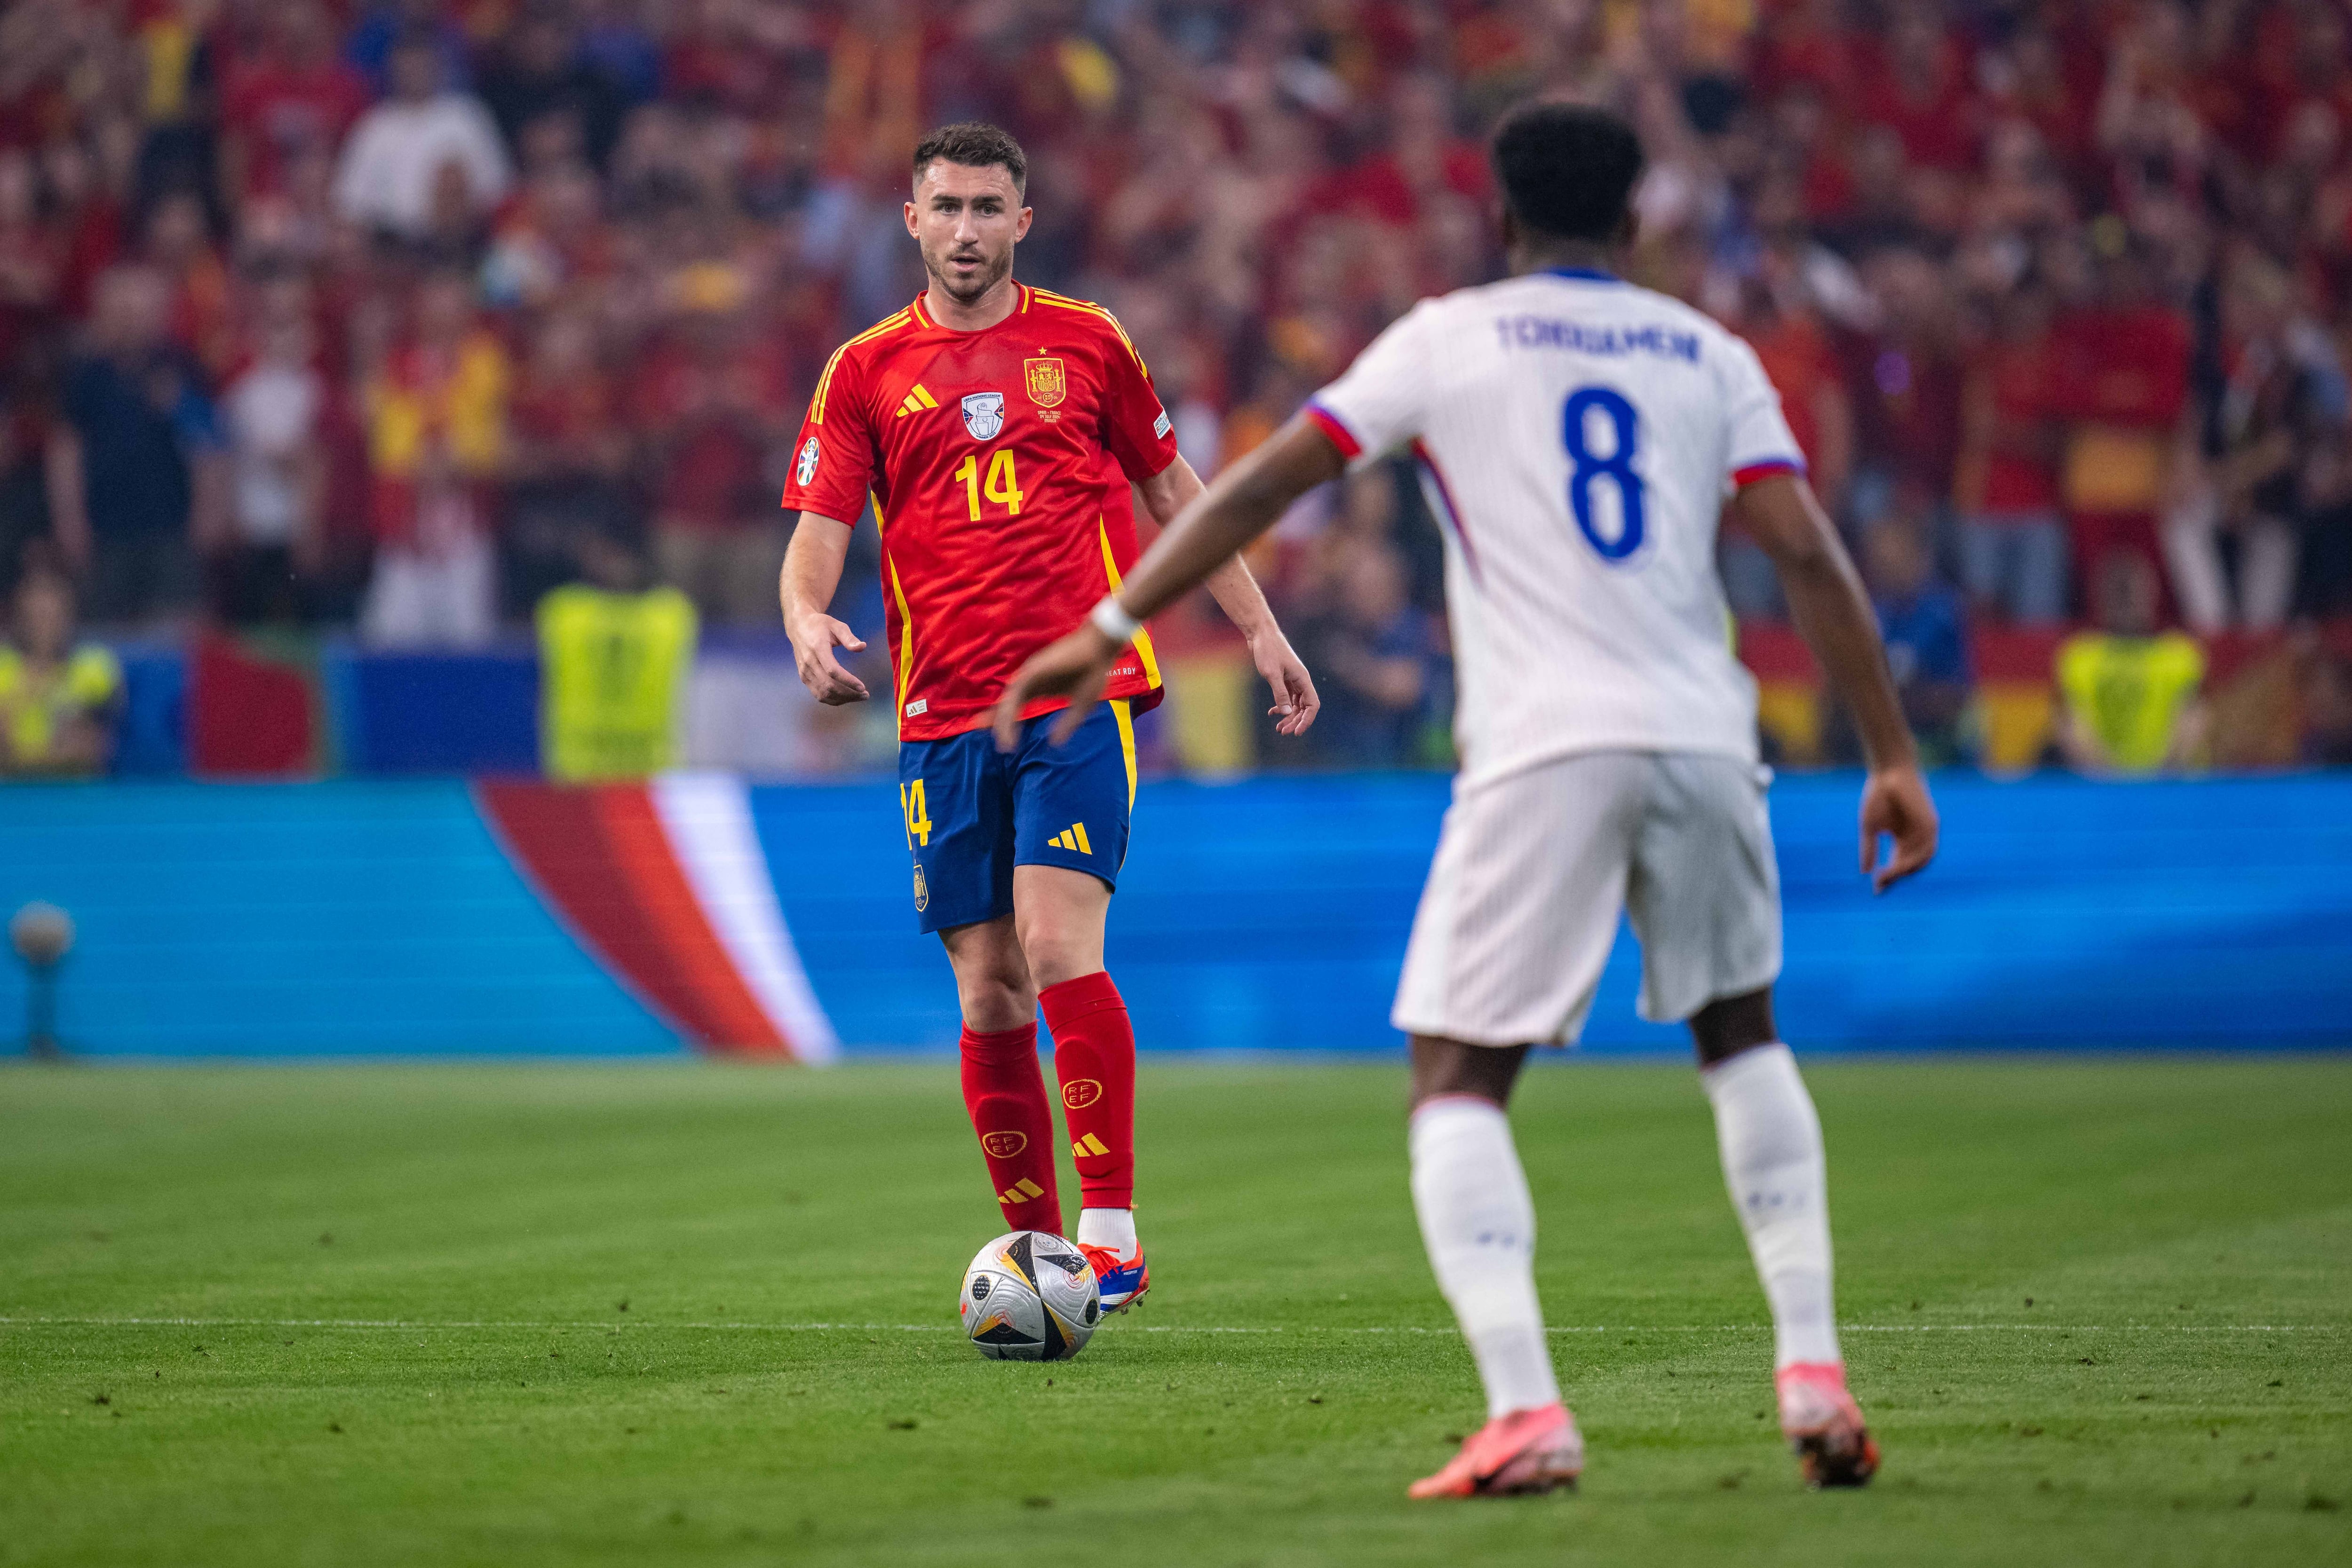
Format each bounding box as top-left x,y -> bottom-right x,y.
1391,750 -> 1782,1047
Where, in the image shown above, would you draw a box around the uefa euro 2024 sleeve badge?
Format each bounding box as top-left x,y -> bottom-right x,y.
960,391 -> 1006,440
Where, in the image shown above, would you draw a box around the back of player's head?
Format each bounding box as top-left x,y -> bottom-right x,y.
1491,103 -> 1644,245
912,122 -> 1028,198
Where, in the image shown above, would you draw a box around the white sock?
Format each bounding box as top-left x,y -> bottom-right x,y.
1702,1043 -> 1841,1369
1409,1096 -> 1562,1420
1075,1207 -> 1136,1256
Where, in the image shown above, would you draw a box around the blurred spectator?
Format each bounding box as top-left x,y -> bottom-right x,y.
55,264 -> 223,625
359,267 -> 505,647
332,29 -> 509,244
219,0 -> 370,209
1298,534 -> 1439,769
2165,253 -> 2345,634
478,4 -> 627,172
536,523 -> 695,782
342,0 -> 472,97
2055,235 -> 2192,610
635,264 -> 792,626
1720,272 -> 1852,619
2058,553 -> 2208,776
1955,283 -> 2067,625
0,147 -> 63,370
0,555 -> 121,776
212,275 -> 326,624
502,300 -> 632,615
142,187 -> 235,378
1857,511 -> 1971,768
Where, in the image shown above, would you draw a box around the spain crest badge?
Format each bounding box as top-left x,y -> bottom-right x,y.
1024,357 -> 1067,408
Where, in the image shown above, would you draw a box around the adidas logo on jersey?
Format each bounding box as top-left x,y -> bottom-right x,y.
1047,823 -> 1093,854
895,384 -> 939,417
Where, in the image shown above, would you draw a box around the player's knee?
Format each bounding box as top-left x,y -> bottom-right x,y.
1018,932 -> 1101,993
1690,988 -> 1777,1067
1408,1036 -> 1528,1109
956,970 -> 1034,1032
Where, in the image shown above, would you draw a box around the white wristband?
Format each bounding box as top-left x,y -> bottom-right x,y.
1089,595 -> 1143,645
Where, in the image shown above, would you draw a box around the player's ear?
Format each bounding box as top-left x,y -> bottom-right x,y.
1014,204 -> 1033,242
904,200 -> 921,239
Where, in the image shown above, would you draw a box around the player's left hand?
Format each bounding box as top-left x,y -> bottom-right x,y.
1859,764 -> 1939,893
1248,627 -> 1321,737
993,626 -> 1120,752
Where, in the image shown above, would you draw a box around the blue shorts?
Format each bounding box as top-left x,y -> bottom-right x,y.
897,701 -> 1137,934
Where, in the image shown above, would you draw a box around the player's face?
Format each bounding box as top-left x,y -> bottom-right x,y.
906,161 -> 1032,306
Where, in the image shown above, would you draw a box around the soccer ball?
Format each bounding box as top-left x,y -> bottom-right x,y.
959,1231 -> 1100,1361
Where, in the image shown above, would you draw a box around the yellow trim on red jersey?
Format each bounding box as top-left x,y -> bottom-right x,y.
810,309 -> 914,426
1031,289 -> 1148,376
1096,521 -> 1161,689
885,550 -> 915,730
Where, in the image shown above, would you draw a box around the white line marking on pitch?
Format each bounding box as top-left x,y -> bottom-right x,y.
0,1316 -> 2338,1335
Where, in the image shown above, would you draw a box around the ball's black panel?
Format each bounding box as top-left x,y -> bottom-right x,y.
1038,1297 -> 1068,1360
971,1321 -> 1041,1346
969,1275 -> 993,1302
1004,1232 -> 1038,1290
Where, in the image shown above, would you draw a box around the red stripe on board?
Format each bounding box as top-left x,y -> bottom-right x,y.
476,782 -> 778,1053
590,788 -> 787,1054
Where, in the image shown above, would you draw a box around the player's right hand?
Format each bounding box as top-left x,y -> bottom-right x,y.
787,614 -> 870,705
993,625 -> 1119,752
1859,764 -> 1938,893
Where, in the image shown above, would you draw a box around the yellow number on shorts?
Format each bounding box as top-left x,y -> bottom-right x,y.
953,451 -> 1024,521
900,779 -> 933,847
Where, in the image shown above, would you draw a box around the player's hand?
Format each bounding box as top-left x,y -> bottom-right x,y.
993,625 -> 1119,752
786,613 -> 870,705
1859,763 -> 1938,893
1247,626 -> 1321,737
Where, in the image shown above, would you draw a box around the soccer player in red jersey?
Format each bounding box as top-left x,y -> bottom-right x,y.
777,123 -> 1319,1311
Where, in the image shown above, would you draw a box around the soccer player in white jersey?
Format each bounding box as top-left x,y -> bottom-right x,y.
994,103 -> 1939,1496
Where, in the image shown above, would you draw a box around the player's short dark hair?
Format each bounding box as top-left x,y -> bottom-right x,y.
1491,103 -> 1645,244
912,122 -> 1027,196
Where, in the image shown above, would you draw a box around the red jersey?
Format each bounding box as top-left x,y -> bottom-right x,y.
780,285 -> 1179,741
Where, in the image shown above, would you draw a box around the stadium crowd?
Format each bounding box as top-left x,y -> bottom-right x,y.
4,0 -> 2352,778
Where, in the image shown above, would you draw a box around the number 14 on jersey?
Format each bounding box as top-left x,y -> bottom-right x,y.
954,451 -> 1025,521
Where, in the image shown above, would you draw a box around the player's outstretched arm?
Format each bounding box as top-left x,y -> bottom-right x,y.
994,413 -> 1346,750
1136,455 -> 1321,738
1733,473 -> 1939,892
779,511 -> 871,706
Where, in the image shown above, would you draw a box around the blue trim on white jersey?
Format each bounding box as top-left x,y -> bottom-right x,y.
1544,266 -> 1622,283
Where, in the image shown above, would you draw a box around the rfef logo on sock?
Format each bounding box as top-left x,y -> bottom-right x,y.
1061,1078 -> 1102,1109
981,1130 -> 1028,1158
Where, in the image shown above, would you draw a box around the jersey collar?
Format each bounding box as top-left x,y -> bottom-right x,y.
1544,266 -> 1622,283
910,281 -> 1031,332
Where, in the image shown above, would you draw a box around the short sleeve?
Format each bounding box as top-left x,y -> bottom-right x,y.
1306,302 -> 1435,469
1721,334 -> 1806,490
780,346 -> 877,522
1096,322 -> 1180,483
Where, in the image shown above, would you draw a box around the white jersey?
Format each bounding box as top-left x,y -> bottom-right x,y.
1308,268 -> 1803,787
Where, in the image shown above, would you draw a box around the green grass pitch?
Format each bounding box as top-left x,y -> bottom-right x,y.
3,1057 -> 2348,1567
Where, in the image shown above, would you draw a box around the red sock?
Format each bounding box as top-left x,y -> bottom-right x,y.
1039,971 -> 1136,1211
959,1023 -> 1062,1235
